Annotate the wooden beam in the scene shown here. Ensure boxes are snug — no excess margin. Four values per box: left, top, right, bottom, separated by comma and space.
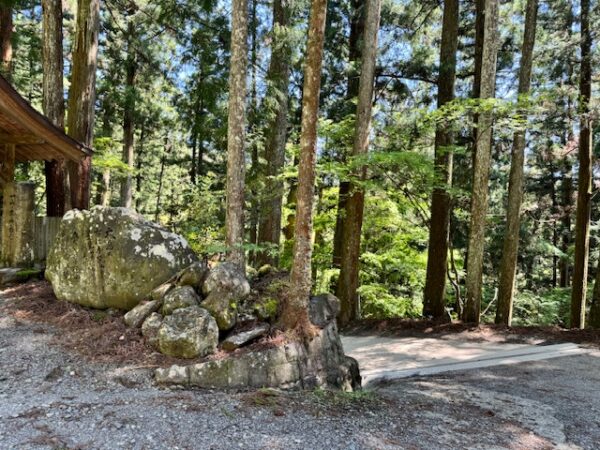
0, 143, 15, 187
0, 133, 45, 145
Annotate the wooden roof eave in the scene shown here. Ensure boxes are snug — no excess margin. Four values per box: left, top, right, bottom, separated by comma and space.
0, 75, 92, 163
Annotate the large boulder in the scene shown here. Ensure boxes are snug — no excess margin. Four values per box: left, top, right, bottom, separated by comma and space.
157, 306, 218, 358
46, 207, 198, 310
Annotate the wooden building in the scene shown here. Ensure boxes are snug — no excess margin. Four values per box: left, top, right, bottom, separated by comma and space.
0, 75, 91, 268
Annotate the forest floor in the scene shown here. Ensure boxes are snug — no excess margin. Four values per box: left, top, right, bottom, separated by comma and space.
1, 281, 600, 449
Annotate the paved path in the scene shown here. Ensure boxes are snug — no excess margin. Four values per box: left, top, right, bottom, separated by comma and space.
341, 335, 590, 385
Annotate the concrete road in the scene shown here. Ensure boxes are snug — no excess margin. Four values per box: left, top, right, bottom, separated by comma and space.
341, 335, 591, 385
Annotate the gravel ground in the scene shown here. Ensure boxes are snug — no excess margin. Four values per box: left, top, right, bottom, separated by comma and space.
2, 291, 600, 449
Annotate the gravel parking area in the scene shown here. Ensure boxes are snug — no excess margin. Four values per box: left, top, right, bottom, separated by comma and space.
2, 284, 599, 449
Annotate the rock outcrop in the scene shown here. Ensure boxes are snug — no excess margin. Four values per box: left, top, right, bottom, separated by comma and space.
46, 207, 198, 310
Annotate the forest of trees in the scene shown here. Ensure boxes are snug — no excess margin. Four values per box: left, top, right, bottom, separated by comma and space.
3, 0, 600, 330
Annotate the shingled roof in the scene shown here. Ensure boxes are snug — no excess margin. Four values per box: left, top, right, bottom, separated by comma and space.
0, 75, 91, 163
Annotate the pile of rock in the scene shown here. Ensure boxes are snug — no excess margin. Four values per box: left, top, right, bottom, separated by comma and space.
155, 293, 361, 391
124, 261, 271, 359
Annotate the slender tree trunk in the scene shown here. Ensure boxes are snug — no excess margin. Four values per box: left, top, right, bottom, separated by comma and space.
42, 0, 66, 217
495, 0, 538, 326
225, 0, 248, 271
66, 0, 99, 210
248, 0, 259, 263
572, 0, 592, 329
0, 6, 12, 81
256, 0, 291, 267
422, 0, 459, 319
335, 0, 381, 327
134, 122, 146, 211
155, 138, 171, 223
282, 0, 327, 332
463, 0, 499, 324
120, 22, 137, 209
332, 0, 365, 269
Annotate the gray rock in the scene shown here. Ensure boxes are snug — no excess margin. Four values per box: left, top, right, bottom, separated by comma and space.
161, 286, 200, 316
124, 300, 161, 328
174, 261, 209, 289
202, 288, 238, 331
0, 268, 21, 286
202, 262, 250, 298
150, 283, 174, 301
46, 207, 198, 310
141, 312, 163, 347
221, 323, 270, 351
157, 306, 218, 359
309, 293, 341, 328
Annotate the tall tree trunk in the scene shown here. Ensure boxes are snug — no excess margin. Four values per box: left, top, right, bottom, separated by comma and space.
0, 5, 12, 81
335, 0, 381, 327
42, 0, 66, 217
572, 0, 592, 329
256, 0, 291, 267
282, 0, 327, 332
422, 0, 459, 319
463, 0, 499, 324
332, 0, 365, 269
66, 0, 99, 210
248, 0, 259, 263
225, 0, 248, 271
495, 0, 538, 326
120, 22, 137, 209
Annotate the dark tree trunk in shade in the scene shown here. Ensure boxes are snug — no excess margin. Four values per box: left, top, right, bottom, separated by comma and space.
0, 6, 12, 80
225, 0, 249, 271
256, 0, 291, 267
120, 21, 137, 209
463, 0, 499, 324
495, 0, 538, 326
335, 0, 381, 327
66, 0, 100, 210
282, 0, 327, 332
573, 0, 593, 329
42, 0, 66, 217
422, 0, 459, 319
332, 0, 365, 269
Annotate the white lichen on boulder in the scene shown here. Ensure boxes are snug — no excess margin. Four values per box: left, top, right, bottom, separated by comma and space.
46, 206, 198, 310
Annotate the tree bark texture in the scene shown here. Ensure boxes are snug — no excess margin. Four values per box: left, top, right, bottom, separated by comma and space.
335, 0, 381, 327
422, 0, 459, 319
256, 0, 291, 267
463, 0, 499, 324
0, 6, 12, 81
42, 0, 66, 217
495, 0, 538, 326
572, 0, 592, 329
225, 0, 248, 271
66, 0, 99, 210
283, 0, 327, 331
332, 0, 365, 269
120, 21, 137, 209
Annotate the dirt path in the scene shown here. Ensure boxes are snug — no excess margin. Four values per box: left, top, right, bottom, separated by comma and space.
1, 286, 599, 449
